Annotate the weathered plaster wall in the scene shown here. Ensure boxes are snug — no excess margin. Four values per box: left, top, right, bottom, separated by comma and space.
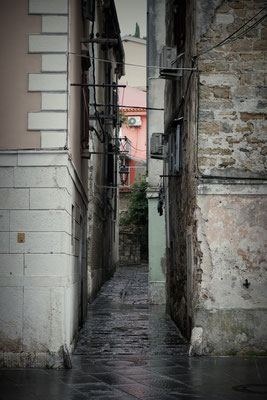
189, 0, 267, 354
164, 0, 267, 355
194, 187, 267, 354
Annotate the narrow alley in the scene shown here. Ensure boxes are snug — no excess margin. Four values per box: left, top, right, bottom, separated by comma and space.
75, 266, 187, 357
1, 265, 266, 400
0, 0, 267, 398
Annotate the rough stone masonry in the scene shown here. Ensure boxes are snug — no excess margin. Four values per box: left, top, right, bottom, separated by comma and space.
164, 0, 267, 356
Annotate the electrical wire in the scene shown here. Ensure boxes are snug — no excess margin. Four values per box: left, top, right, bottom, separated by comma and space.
193, 5, 267, 180
81, 86, 91, 151
128, 143, 146, 152
69, 5, 267, 70
68, 51, 196, 71
91, 103, 163, 111
195, 67, 267, 181
95, 183, 147, 190
224, 12, 267, 43
119, 135, 146, 152
196, 5, 267, 58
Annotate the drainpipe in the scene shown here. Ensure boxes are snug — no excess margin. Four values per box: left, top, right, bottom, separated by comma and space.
104, 47, 109, 220
146, 0, 150, 176
114, 74, 119, 220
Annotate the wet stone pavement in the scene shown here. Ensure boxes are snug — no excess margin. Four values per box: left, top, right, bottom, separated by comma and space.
76, 266, 187, 357
1, 266, 267, 400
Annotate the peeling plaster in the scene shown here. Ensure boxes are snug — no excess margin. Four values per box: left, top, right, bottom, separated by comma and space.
196, 200, 214, 285
0, 332, 23, 353
196, 195, 267, 311
194, 308, 267, 355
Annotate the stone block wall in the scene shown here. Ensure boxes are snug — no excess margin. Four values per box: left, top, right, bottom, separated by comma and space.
0, 152, 88, 368
190, 0, 267, 354
118, 193, 148, 267
197, 0, 267, 178
119, 193, 141, 266
119, 227, 141, 266
119, 191, 131, 220
164, 0, 267, 354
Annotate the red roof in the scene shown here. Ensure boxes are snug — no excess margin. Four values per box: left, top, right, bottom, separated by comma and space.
119, 86, 146, 111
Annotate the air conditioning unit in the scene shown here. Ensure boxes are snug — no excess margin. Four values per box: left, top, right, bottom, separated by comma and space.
150, 132, 167, 159
128, 116, 142, 127
159, 46, 183, 79
150, 133, 163, 155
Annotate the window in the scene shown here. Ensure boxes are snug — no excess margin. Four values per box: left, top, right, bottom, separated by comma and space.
168, 124, 182, 174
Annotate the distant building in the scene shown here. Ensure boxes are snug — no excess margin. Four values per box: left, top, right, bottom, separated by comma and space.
119, 86, 146, 188
118, 46, 147, 267
119, 36, 146, 90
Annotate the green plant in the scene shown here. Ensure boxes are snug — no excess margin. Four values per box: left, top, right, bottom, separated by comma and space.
122, 177, 148, 226
119, 110, 128, 126
134, 22, 140, 38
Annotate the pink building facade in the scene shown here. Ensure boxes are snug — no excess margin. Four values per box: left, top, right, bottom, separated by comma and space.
119, 86, 146, 187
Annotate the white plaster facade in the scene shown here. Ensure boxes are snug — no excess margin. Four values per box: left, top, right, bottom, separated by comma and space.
0, 152, 88, 368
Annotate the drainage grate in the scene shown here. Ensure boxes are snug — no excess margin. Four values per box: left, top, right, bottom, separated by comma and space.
232, 384, 267, 395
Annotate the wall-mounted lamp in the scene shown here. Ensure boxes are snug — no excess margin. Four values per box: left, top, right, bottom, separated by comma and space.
119, 165, 129, 186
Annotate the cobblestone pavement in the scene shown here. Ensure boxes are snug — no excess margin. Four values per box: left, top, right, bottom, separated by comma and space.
1, 265, 267, 400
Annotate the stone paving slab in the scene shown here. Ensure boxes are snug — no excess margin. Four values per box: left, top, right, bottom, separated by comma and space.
76, 266, 187, 357
0, 265, 267, 399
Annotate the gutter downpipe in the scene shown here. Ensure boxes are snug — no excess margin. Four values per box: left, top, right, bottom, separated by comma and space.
146, 0, 150, 176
